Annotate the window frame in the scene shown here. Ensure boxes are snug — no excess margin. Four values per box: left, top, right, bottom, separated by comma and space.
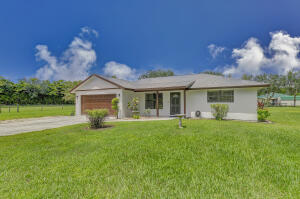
145, 93, 163, 109
207, 90, 234, 103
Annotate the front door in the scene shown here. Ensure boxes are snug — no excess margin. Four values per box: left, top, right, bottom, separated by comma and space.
170, 92, 181, 115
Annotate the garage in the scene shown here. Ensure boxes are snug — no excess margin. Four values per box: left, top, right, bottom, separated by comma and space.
81, 94, 116, 115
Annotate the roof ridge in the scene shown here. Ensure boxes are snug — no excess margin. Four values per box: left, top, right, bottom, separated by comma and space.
135, 73, 202, 81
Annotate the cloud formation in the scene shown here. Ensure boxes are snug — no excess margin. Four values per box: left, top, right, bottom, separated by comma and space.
103, 61, 137, 80
208, 44, 225, 58
35, 27, 97, 81
80, 26, 99, 38
223, 31, 300, 76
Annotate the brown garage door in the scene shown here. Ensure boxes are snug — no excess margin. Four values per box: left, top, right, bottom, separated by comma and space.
81, 94, 116, 115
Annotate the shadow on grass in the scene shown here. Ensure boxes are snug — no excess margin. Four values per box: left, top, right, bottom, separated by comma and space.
84, 125, 115, 131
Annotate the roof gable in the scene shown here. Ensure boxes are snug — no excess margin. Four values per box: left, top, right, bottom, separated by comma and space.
70, 74, 122, 93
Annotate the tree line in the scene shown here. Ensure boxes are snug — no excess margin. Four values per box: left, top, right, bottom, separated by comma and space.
0, 77, 80, 105
240, 71, 300, 97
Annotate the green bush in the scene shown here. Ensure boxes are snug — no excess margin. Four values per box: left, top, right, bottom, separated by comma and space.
111, 97, 119, 119
257, 109, 271, 121
210, 104, 229, 120
133, 114, 140, 119
87, 109, 109, 129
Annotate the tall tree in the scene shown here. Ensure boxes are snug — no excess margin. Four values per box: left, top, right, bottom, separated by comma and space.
0, 77, 15, 104
138, 69, 174, 79
285, 71, 300, 106
241, 74, 253, 80
63, 81, 81, 104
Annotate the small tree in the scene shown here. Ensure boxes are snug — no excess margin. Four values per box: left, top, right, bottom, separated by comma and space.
111, 97, 119, 119
257, 102, 271, 122
285, 70, 300, 107
128, 97, 140, 118
87, 109, 108, 129
210, 104, 229, 120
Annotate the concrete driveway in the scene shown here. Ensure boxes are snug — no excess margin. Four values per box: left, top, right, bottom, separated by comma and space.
0, 116, 88, 136
0, 116, 174, 136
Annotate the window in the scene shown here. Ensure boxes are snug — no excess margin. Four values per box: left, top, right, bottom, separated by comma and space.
207, 90, 234, 103
145, 93, 163, 109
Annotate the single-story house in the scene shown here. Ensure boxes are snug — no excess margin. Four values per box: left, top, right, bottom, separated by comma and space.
258, 93, 300, 106
70, 74, 269, 121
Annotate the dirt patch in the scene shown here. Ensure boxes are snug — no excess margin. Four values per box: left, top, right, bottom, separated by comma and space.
84, 125, 115, 131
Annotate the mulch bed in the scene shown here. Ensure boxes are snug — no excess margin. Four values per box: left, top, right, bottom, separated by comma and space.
84, 125, 115, 131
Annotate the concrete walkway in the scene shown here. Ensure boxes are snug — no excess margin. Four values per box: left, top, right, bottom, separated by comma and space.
0, 116, 174, 136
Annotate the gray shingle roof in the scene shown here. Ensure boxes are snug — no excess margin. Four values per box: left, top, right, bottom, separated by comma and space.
100, 74, 269, 90
105, 77, 136, 89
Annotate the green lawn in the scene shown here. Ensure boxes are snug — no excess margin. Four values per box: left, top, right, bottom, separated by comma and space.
0, 105, 75, 120
0, 107, 299, 198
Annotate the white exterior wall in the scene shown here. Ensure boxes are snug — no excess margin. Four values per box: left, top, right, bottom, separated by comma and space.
186, 88, 258, 121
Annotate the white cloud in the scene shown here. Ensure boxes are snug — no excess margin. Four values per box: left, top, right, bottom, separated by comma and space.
35, 28, 98, 81
223, 31, 300, 76
208, 44, 226, 58
103, 61, 137, 80
80, 26, 99, 37
223, 38, 266, 76
268, 31, 300, 74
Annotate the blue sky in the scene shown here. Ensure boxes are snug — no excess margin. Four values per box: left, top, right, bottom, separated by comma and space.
1, 0, 300, 81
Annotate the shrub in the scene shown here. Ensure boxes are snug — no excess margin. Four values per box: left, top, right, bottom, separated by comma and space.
257, 109, 271, 121
133, 114, 140, 119
87, 109, 109, 129
144, 109, 151, 117
111, 97, 119, 119
210, 104, 229, 120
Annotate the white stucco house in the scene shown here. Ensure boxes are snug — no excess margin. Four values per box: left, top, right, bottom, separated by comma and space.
70, 74, 269, 121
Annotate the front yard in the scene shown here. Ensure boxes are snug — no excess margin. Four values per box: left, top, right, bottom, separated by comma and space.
0, 107, 299, 198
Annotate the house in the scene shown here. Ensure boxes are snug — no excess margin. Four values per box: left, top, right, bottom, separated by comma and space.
70, 74, 269, 121
258, 93, 300, 106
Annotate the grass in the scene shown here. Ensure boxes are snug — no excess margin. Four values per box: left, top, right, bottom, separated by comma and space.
0, 107, 299, 198
0, 105, 75, 120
